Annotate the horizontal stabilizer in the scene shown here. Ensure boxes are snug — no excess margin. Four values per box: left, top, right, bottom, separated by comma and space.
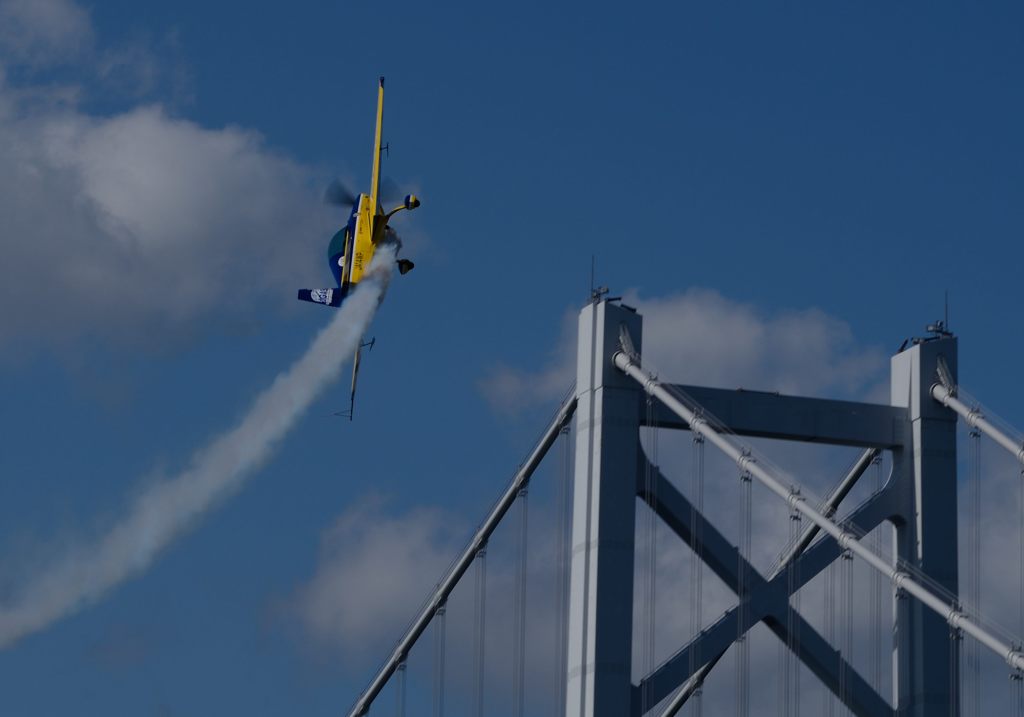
297, 288, 344, 307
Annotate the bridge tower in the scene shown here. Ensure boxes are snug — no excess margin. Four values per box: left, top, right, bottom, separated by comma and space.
566, 299, 960, 716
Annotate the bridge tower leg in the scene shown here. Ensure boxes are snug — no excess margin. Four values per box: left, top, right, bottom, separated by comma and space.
565, 300, 643, 717
890, 336, 960, 716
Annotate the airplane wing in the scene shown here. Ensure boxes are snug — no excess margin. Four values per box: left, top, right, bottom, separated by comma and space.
369, 77, 385, 216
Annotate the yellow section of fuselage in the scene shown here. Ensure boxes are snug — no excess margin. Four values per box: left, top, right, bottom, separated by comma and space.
348, 193, 377, 287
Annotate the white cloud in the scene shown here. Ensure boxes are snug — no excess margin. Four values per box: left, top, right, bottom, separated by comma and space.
0, 0, 332, 351
292, 496, 465, 655
290, 491, 585, 711
480, 289, 886, 414
0, 85, 328, 348
0, 0, 93, 66
631, 289, 885, 396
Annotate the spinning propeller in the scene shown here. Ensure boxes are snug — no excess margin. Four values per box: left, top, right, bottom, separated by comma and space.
324, 177, 406, 208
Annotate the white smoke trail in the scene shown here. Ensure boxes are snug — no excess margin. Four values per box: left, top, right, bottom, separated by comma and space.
0, 246, 397, 648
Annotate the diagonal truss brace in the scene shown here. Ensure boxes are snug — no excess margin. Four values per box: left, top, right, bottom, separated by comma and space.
632, 460, 895, 716
616, 341, 1024, 696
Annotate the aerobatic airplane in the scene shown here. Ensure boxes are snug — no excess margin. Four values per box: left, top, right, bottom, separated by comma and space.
298, 76, 419, 419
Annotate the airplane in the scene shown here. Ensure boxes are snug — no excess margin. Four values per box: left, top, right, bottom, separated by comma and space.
298, 76, 419, 420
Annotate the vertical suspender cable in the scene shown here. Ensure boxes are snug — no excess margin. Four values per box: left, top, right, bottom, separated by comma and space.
967, 428, 981, 717
554, 426, 570, 717
780, 517, 792, 717
838, 553, 846, 713
433, 602, 446, 717
736, 464, 752, 717
473, 547, 487, 717
951, 619, 961, 717
790, 512, 798, 717
787, 505, 802, 717
395, 660, 406, 717
642, 397, 659, 713
793, 505, 802, 717
870, 455, 883, 693
824, 562, 836, 717
512, 487, 528, 717
780, 508, 793, 717
641, 400, 652, 712
348, 394, 576, 717
841, 548, 853, 715
690, 431, 706, 716
1018, 466, 1024, 716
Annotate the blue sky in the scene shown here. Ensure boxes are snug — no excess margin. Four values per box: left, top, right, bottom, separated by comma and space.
1, 1, 1023, 715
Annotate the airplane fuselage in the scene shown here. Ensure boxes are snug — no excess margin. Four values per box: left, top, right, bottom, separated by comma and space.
326, 193, 389, 302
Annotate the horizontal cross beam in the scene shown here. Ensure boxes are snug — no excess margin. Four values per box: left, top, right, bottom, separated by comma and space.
643, 384, 907, 448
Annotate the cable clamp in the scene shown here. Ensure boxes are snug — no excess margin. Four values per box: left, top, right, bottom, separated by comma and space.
838, 531, 856, 552
1008, 648, 1024, 673
737, 450, 755, 476
966, 406, 984, 429
947, 606, 964, 631
786, 490, 804, 514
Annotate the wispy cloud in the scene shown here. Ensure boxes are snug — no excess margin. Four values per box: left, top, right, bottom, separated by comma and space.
292, 495, 465, 654
0, 96, 329, 349
480, 289, 886, 415
0, 0, 93, 67
0, 0, 328, 351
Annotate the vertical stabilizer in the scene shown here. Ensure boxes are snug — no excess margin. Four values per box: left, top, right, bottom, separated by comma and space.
369, 77, 385, 215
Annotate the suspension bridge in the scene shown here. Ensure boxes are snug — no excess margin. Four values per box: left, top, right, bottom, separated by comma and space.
343, 297, 1024, 716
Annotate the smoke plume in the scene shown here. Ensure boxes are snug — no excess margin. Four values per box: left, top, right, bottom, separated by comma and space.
0, 247, 396, 648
